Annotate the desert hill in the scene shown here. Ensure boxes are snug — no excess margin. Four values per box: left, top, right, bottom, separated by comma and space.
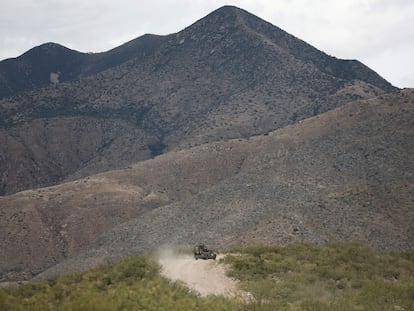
1, 89, 412, 281
0, 5, 397, 195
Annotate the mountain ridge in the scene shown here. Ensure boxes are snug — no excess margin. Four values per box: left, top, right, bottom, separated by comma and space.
187, 5, 395, 91
0, 34, 167, 99
0, 6, 398, 195
0, 5, 397, 102
1, 89, 413, 281
0, 6, 411, 282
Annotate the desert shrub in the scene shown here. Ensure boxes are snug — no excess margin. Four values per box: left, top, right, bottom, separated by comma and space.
1, 244, 413, 311
0, 254, 243, 311
224, 242, 414, 310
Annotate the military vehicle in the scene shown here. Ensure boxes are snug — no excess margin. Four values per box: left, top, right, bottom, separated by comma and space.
194, 243, 217, 260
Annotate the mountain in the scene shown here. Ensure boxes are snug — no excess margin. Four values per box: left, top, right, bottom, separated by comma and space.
0, 34, 166, 99
1, 89, 412, 281
0, 6, 397, 196
1, 5, 410, 282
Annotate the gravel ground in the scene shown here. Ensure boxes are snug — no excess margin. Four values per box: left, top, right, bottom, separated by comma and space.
157, 251, 240, 297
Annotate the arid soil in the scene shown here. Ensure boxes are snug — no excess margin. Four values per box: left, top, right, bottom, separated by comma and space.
2, 90, 413, 282
158, 251, 240, 297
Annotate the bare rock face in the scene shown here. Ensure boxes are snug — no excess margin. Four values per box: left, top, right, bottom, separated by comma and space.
0, 6, 396, 195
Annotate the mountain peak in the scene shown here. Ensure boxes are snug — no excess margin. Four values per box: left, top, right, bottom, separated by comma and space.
175, 6, 395, 92
39, 42, 69, 50
183, 5, 248, 32
210, 5, 243, 14
20, 42, 82, 60
204, 5, 271, 26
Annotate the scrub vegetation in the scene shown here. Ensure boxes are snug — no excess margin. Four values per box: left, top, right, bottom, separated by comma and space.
224, 242, 414, 310
1, 243, 413, 310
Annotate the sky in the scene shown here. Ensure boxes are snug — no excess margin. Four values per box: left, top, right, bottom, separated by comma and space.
1, 0, 413, 88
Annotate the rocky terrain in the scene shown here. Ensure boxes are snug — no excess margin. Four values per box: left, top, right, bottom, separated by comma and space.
0, 5, 412, 283
0, 6, 396, 195
0, 34, 166, 99
1, 89, 412, 281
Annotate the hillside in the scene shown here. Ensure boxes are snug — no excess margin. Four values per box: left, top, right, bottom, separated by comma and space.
1, 89, 412, 281
1, 244, 413, 311
0, 34, 166, 99
0, 5, 397, 195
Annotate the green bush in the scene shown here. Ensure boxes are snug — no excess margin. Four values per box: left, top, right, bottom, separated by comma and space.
0, 254, 243, 311
223, 242, 414, 310
0, 243, 413, 311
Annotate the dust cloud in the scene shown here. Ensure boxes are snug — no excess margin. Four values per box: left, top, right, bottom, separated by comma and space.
156, 247, 241, 297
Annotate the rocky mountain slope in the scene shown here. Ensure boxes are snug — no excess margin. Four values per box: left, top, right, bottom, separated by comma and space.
0, 5, 397, 195
0, 34, 166, 99
1, 89, 412, 281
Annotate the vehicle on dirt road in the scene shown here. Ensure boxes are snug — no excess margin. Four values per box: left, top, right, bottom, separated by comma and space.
194, 244, 217, 260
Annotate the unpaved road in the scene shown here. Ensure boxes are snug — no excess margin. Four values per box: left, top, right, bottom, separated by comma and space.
158, 253, 240, 297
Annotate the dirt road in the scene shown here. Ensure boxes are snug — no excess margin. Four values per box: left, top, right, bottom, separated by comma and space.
158, 251, 240, 297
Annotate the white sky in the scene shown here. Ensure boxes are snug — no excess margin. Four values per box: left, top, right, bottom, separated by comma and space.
1, 0, 413, 88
